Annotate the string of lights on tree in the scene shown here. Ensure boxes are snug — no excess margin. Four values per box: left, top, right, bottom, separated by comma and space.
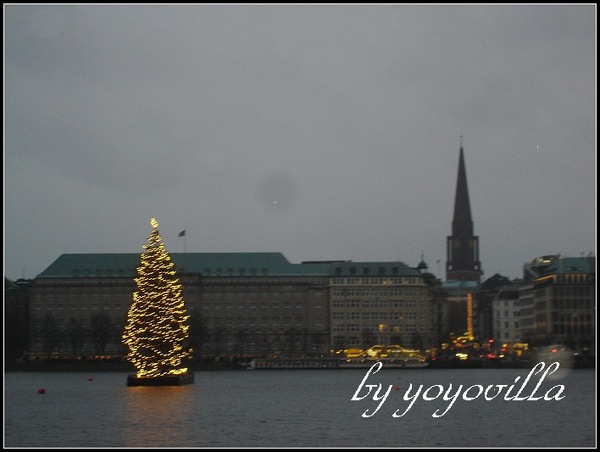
122, 218, 192, 378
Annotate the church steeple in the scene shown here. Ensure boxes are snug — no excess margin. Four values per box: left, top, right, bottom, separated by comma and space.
452, 141, 473, 237
446, 138, 481, 282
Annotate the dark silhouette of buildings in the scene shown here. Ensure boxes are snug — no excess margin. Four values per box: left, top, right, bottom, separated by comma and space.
4, 278, 30, 363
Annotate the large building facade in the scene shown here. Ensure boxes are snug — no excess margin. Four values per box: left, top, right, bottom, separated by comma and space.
26, 253, 331, 358
492, 282, 522, 343
190, 258, 330, 357
328, 261, 444, 351
523, 255, 595, 354
25, 252, 448, 359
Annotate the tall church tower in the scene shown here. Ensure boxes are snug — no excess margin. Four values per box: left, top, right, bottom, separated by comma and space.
446, 138, 481, 283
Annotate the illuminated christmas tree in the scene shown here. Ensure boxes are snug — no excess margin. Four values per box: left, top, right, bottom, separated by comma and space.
123, 218, 193, 385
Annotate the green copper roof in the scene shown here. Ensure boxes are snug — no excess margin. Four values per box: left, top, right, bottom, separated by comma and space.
443, 280, 479, 290
328, 261, 419, 277
37, 254, 140, 278
525, 255, 595, 279
549, 257, 595, 275
36, 252, 330, 279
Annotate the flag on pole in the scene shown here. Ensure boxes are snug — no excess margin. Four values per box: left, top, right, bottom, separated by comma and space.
178, 230, 186, 237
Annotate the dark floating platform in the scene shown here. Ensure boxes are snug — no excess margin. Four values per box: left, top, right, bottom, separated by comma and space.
127, 372, 194, 386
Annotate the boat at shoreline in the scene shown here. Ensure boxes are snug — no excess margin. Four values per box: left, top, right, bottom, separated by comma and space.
246, 357, 429, 370
246, 344, 431, 370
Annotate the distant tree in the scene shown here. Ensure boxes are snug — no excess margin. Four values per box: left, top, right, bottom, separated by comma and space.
310, 332, 326, 355
259, 330, 271, 354
361, 328, 376, 348
301, 328, 309, 353
272, 329, 284, 353
65, 317, 86, 357
4, 281, 29, 362
390, 335, 404, 346
188, 312, 209, 357
411, 333, 424, 350
90, 311, 112, 356
212, 324, 224, 355
41, 312, 61, 358
236, 327, 247, 355
284, 328, 296, 353
333, 335, 346, 351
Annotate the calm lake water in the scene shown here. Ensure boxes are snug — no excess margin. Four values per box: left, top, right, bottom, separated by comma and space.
4, 365, 597, 448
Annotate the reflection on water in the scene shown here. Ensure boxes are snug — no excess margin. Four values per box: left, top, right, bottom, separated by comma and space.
531, 345, 576, 380
122, 386, 195, 447
4, 369, 597, 448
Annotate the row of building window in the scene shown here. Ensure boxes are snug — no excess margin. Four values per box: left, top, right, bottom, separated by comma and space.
552, 286, 593, 296
209, 324, 325, 332
200, 340, 310, 350
34, 306, 123, 313
200, 268, 269, 276
202, 303, 315, 311
209, 316, 311, 325
551, 324, 594, 334
332, 324, 421, 333
332, 300, 419, 309
332, 312, 420, 320
336, 337, 413, 347
37, 288, 328, 299
211, 322, 305, 329
551, 299, 594, 309
556, 274, 594, 284
203, 291, 304, 298
331, 288, 421, 297
39, 294, 129, 302
551, 313, 593, 322
496, 321, 520, 329
71, 269, 135, 276
331, 277, 420, 285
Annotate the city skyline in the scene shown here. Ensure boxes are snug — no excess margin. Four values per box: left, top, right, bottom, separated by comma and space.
4, 4, 596, 282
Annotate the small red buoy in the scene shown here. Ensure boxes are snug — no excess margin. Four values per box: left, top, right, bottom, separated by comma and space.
394, 386, 401, 391
87, 377, 94, 381
37, 388, 46, 394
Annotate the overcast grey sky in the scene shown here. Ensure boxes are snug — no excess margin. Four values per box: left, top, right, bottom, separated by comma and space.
4, 4, 596, 282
